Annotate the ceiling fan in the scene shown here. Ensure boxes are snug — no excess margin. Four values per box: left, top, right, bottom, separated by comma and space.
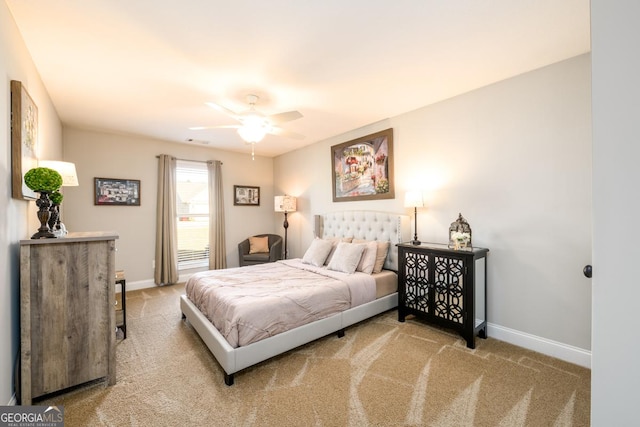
191, 94, 304, 158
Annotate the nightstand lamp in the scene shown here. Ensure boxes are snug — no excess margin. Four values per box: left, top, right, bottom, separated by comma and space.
404, 190, 424, 245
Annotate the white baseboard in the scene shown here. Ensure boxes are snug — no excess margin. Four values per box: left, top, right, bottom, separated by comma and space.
125, 278, 155, 292
122, 278, 592, 369
124, 272, 197, 292
487, 322, 591, 369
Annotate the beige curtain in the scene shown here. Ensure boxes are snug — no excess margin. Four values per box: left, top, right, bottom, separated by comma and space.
154, 154, 179, 285
207, 160, 226, 269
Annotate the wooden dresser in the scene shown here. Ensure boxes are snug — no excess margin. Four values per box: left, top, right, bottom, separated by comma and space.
20, 231, 119, 404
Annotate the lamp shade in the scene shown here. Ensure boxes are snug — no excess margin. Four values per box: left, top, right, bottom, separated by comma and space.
274, 195, 297, 212
38, 160, 79, 186
404, 190, 424, 208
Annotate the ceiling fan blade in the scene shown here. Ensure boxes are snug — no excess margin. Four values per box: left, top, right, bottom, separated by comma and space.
189, 124, 241, 130
205, 102, 242, 121
268, 110, 303, 125
269, 127, 305, 140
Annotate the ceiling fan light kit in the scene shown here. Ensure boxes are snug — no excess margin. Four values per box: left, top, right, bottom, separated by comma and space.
237, 122, 268, 143
237, 111, 272, 143
194, 94, 304, 158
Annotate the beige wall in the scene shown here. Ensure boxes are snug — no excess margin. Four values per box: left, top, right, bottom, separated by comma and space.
275, 54, 593, 362
1, 2, 63, 404
62, 127, 275, 286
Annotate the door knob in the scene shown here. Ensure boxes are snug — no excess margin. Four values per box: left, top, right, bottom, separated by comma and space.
583, 265, 592, 278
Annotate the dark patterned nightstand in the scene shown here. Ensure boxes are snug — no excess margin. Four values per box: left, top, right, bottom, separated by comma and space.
397, 242, 489, 349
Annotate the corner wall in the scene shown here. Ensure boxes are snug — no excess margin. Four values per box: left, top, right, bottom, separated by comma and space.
1, 2, 63, 404
62, 127, 276, 285
274, 54, 592, 363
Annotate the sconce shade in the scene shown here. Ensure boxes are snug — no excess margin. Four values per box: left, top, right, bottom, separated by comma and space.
404, 190, 424, 208
38, 160, 79, 186
274, 195, 297, 212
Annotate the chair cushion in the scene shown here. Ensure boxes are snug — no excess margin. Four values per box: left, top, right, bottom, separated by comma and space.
243, 253, 270, 263
249, 236, 269, 254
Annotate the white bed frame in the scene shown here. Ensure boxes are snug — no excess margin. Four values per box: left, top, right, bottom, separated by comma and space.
180, 211, 410, 385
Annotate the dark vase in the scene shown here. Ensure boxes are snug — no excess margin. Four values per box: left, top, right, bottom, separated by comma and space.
31, 192, 56, 239
48, 205, 60, 232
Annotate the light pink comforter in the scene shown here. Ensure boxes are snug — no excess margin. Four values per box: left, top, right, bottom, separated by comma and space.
185, 259, 376, 348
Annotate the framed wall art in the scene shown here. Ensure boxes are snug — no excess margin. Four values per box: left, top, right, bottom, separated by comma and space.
234, 185, 260, 206
11, 80, 39, 200
95, 178, 141, 206
331, 128, 395, 202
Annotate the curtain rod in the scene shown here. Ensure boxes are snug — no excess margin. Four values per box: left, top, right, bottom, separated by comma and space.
155, 155, 222, 165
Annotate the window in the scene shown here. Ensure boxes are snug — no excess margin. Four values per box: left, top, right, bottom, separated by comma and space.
176, 160, 209, 269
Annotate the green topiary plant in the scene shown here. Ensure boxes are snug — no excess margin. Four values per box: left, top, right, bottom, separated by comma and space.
50, 190, 64, 205
25, 167, 62, 239
24, 167, 63, 193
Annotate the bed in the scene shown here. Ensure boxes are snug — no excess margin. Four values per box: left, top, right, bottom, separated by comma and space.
180, 210, 410, 385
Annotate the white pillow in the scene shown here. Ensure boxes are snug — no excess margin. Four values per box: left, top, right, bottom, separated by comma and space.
356, 241, 378, 274
372, 241, 390, 274
302, 238, 334, 267
327, 242, 365, 274
324, 237, 354, 265
354, 239, 390, 274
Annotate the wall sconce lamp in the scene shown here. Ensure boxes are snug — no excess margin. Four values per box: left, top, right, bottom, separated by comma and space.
404, 190, 424, 245
274, 195, 297, 258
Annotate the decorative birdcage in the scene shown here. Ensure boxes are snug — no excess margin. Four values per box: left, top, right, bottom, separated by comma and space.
448, 213, 472, 249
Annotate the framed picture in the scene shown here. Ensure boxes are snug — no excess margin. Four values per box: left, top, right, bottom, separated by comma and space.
331, 128, 395, 202
95, 178, 141, 206
11, 80, 39, 200
234, 185, 260, 206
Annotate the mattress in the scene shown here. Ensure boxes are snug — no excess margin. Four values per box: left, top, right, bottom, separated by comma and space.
185, 259, 397, 348
371, 270, 398, 298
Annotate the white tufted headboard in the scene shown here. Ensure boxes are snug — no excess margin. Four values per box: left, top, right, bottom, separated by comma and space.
314, 211, 410, 272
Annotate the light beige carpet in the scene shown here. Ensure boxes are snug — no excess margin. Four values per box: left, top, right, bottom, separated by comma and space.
37, 283, 590, 426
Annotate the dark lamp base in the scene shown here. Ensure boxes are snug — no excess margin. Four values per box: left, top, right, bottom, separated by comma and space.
411, 240, 421, 245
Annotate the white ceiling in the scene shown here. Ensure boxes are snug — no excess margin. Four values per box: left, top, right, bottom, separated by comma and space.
6, 0, 591, 158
